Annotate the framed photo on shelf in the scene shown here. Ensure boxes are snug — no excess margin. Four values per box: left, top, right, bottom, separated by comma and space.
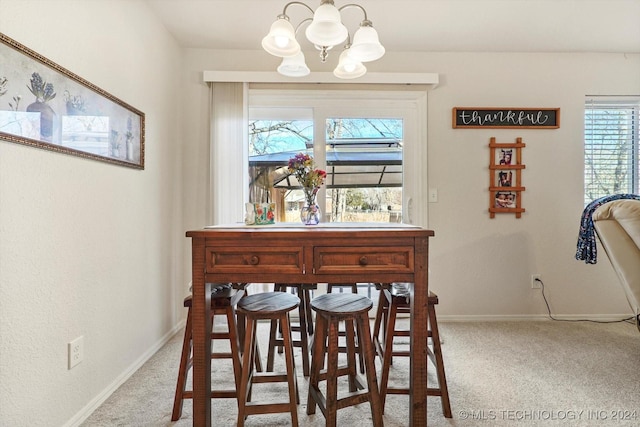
0, 32, 145, 169
496, 148, 514, 166
496, 170, 515, 187
494, 191, 517, 209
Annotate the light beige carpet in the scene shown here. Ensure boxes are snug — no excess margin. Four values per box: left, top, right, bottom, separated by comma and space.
81, 319, 640, 426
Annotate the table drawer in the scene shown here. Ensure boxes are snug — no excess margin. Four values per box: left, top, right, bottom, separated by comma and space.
313, 246, 414, 275
206, 246, 304, 274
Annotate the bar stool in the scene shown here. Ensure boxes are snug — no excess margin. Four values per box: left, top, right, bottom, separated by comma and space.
267, 283, 315, 376
326, 283, 365, 373
171, 284, 243, 421
233, 283, 263, 373
327, 283, 358, 293
236, 292, 300, 427
373, 283, 452, 418
307, 293, 383, 427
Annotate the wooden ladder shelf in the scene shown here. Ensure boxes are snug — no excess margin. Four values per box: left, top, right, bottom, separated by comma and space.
489, 137, 526, 218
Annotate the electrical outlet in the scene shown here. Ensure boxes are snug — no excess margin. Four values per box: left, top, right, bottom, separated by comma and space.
68, 336, 84, 369
531, 274, 542, 289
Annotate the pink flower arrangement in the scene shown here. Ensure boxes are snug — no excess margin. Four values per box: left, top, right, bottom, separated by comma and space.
287, 153, 327, 204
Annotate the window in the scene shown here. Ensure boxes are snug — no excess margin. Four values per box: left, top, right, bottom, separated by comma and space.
584, 97, 640, 204
247, 89, 427, 226
248, 115, 403, 223
324, 118, 403, 223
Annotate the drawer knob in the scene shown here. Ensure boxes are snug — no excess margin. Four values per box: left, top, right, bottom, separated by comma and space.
249, 255, 260, 265
359, 256, 368, 266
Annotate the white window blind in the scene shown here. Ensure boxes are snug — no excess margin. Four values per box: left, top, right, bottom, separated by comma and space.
584, 96, 640, 204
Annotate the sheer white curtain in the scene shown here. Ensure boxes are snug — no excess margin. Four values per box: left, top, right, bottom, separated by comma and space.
208, 82, 248, 225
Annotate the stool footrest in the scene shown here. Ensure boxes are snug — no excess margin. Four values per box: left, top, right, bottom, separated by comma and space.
211, 390, 239, 399
211, 353, 235, 359
336, 390, 377, 410
427, 388, 445, 396
244, 402, 296, 415
386, 388, 410, 395
251, 372, 291, 383
309, 387, 375, 413
386, 385, 446, 396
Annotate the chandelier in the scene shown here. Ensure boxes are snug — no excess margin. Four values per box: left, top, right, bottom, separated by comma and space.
261, 0, 385, 79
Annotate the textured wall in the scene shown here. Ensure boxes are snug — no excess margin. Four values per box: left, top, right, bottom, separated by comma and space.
0, 1, 184, 425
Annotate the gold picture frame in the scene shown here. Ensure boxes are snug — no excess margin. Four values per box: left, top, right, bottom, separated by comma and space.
0, 32, 145, 169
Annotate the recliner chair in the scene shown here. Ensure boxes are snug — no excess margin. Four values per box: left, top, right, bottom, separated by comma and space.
592, 199, 640, 331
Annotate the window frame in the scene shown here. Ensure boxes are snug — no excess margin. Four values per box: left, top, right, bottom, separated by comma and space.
584, 96, 640, 204
247, 88, 429, 226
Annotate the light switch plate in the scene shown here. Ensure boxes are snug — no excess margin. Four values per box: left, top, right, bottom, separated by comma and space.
429, 188, 438, 203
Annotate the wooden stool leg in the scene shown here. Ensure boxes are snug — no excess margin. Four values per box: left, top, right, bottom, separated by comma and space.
267, 285, 311, 377
171, 307, 193, 421
344, 318, 358, 392
325, 317, 340, 427
236, 317, 256, 427
379, 298, 399, 412
304, 288, 314, 335
307, 313, 327, 415
355, 324, 366, 374
266, 318, 279, 372
237, 291, 262, 373
297, 292, 311, 377
280, 312, 300, 426
225, 306, 243, 398
372, 291, 386, 346
357, 312, 384, 427
429, 302, 452, 418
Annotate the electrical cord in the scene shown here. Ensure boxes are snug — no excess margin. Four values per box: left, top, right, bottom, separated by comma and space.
537, 278, 636, 325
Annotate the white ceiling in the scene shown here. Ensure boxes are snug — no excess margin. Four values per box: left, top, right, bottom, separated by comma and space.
146, 0, 640, 54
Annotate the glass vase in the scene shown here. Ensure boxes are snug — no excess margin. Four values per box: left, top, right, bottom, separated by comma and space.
26, 101, 55, 141
300, 201, 321, 225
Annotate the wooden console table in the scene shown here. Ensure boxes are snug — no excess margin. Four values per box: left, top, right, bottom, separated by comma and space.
186, 223, 435, 426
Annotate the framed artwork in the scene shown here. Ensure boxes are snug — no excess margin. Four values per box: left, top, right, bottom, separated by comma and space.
0, 32, 145, 169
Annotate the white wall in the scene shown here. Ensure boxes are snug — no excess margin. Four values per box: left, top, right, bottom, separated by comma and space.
0, 1, 183, 426
0, 1, 638, 425
181, 48, 640, 320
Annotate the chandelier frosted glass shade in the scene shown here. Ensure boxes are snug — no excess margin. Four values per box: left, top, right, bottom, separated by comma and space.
304, 3, 348, 47
349, 24, 385, 62
333, 49, 366, 79
261, 18, 301, 57
277, 52, 311, 77
262, 1, 385, 79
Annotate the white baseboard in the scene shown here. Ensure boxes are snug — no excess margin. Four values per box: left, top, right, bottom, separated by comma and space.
437, 313, 634, 322
63, 321, 186, 427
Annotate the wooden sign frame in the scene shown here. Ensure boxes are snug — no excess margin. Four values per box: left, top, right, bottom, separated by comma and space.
453, 107, 560, 129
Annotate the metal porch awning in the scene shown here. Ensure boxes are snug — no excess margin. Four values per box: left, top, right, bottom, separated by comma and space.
249, 139, 403, 190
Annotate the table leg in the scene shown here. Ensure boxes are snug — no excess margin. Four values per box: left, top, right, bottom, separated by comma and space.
410, 237, 429, 426
191, 238, 212, 427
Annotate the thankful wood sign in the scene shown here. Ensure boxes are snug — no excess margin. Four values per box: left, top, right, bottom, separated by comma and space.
452, 107, 560, 129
